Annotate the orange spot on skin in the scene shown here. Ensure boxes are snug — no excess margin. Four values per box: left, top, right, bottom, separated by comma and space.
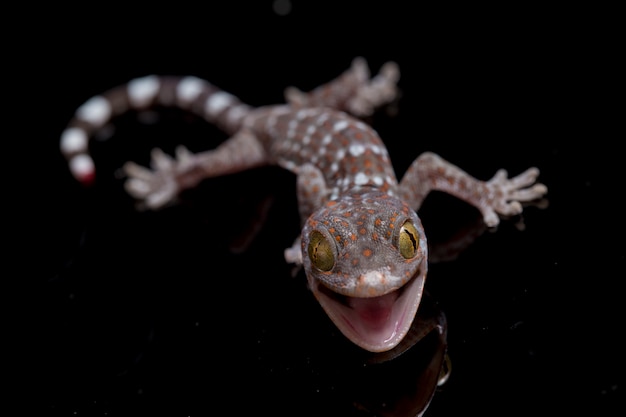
363, 248, 372, 257
328, 227, 335, 234
372, 232, 378, 240
350, 234, 357, 241
359, 228, 366, 235
326, 201, 337, 207
375, 218, 382, 227
335, 235, 342, 242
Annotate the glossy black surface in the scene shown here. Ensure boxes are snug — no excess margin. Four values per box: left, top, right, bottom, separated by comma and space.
19, 2, 622, 416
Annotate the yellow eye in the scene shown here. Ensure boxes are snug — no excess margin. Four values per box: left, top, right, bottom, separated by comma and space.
308, 231, 335, 271
399, 221, 419, 259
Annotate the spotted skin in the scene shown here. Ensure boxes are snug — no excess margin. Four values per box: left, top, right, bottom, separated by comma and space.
60, 57, 548, 353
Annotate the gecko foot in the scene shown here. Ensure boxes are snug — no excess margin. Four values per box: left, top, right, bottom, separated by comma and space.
347, 58, 401, 117
481, 167, 548, 227
123, 145, 193, 210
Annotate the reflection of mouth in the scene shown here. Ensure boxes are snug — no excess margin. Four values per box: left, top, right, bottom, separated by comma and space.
310, 261, 426, 352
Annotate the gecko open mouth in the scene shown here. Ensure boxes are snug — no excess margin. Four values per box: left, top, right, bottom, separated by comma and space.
309, 261, 427, 352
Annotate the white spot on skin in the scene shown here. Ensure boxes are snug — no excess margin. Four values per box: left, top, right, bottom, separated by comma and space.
333, 120, 349, 132
60, 128, 88, 155
205, 92, 235, 117
76, 96, 111, 127
296, 109, 309, 120
354, 121, 369, 131
373, 176, 384, 186
287, 119, 298, 140
316, 113, 330, 126
322, 134, 332, 145
349, 144, 365, 156
355, 269, 402, 295
176, 76, 205, 103
354, 173, 370, 185
280, 159, 297, 171
69, 154, 94, 181
330, 162, 339, 172
225, 105, 249, 125
128, 76, 160, 107
336, 149, 345, 160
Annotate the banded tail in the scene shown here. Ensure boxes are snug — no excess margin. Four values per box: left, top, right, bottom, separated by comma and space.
59, 75, 253, 185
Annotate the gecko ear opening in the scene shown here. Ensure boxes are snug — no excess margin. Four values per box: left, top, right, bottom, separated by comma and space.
307, 230, 336, 272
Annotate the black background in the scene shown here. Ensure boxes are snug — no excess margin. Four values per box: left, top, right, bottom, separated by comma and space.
14, 1, 623, 416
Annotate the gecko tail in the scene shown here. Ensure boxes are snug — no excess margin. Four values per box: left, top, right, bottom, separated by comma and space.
59, 75, 253, 184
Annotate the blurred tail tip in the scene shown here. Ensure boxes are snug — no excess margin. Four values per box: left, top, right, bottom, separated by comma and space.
69, 154, 96, 186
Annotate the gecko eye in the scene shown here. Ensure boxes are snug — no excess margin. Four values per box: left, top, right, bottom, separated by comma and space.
399, 220, 419, 259
308, 230, 335, 271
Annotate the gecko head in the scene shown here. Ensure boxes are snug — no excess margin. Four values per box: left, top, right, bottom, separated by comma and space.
301, 190, 428, 352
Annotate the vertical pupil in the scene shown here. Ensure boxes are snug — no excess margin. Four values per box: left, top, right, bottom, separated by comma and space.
403, 228, 417, 249
400, 221, 419, 259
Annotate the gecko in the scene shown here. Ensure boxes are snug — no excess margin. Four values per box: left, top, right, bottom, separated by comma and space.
60, 57, 547, 353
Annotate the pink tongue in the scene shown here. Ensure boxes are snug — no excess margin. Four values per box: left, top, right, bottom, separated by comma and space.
347, 291, 398, 330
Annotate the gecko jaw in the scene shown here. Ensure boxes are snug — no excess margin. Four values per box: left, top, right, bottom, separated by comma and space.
309, 260, 427, 352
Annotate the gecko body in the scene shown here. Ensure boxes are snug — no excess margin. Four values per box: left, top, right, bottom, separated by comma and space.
60, 58, 547, 353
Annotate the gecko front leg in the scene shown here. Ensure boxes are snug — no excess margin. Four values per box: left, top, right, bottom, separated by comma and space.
124, 129, 267, 210
398, 152, 548, 227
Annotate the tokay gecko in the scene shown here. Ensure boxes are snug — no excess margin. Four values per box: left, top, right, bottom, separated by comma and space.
60, 58, 548, 352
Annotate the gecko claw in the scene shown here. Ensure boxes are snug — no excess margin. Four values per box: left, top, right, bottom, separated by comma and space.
175, 145, 194, 169
150, 147, 174, 170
